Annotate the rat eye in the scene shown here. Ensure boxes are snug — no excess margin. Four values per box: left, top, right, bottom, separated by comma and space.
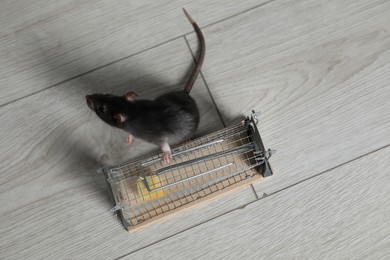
99, 105, 107, 114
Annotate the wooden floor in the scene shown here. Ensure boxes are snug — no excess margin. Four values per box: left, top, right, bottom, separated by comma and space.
1, 0, 389, 259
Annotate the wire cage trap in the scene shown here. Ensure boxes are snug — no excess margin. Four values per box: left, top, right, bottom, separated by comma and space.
100, 111, 274, 231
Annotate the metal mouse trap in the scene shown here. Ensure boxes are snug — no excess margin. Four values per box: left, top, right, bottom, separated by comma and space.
99, 111, 274, 231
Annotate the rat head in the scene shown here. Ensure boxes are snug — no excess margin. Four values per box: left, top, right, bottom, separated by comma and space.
85, 92, 138, 128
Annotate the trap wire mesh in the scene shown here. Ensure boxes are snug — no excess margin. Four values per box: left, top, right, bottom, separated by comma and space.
101, 112, 273, 230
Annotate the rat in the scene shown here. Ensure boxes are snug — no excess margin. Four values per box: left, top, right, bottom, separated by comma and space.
86, 8, 205, 163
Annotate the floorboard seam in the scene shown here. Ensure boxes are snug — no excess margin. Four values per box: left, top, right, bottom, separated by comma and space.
115, 143, 390, 259
0, 35, 183, 108
193, 0, 275, 32
265, 144, 390, 198
113, 198, 260, 260
1, 0, 277, 109
183, 35, 226, 127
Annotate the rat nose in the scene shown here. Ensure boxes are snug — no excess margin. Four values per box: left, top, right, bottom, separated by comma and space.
85, 95, 95, 110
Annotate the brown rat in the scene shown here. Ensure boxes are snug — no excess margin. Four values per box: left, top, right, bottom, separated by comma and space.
86, 9, 205, 163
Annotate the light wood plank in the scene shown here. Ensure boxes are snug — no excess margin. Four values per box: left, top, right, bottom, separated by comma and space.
125, 146, 390, 259
0, 0, 270, 106
0, 38, 259, 259
187, 0, 390, 196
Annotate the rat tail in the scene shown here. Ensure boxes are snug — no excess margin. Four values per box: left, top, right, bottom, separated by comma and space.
183, 8, 206, 94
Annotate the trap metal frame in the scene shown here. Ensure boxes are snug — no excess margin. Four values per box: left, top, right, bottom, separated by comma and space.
99, 111, 274, 231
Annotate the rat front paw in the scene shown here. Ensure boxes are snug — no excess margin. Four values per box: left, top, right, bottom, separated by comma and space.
127, 135, 134, 144
162, 152, 172, 164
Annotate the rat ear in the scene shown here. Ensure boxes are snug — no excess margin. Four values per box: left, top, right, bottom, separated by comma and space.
114, 114, 127, 126
123, 91, 138, 102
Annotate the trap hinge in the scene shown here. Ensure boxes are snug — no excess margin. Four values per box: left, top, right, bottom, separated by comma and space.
251, 110, 261, 125
111, 203, 123, 212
